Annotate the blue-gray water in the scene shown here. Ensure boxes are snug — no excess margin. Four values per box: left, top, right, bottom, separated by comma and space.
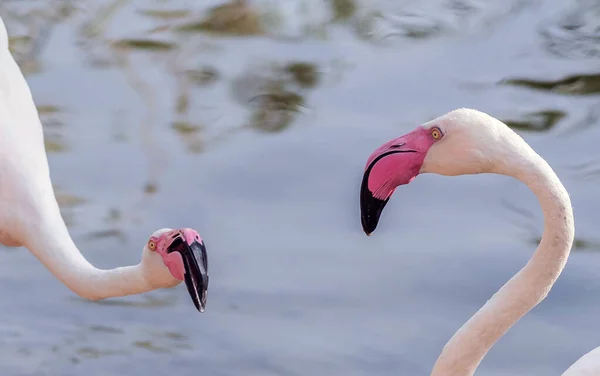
0, 0, 599, 375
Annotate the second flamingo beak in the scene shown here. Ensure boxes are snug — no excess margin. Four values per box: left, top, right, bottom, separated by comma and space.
167, 235, 209, 312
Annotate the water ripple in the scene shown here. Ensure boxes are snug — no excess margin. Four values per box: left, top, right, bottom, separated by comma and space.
539, 0, 600, 59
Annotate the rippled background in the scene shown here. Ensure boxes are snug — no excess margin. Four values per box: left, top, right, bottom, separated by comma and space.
0, 0, 599, 375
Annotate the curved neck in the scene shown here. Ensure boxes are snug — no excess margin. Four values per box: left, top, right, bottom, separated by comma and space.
430, 149, 575, 376
22, 199, 153, 301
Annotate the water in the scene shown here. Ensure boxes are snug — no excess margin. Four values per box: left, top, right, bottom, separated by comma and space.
0, 0, 599, 374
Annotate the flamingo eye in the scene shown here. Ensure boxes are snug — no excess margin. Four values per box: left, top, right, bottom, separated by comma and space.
148, 240, 156, 251
430, 127, 443, 140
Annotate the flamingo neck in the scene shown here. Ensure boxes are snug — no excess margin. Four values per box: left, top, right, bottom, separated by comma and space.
23, 199, 153, 301
430, 146, 575, 376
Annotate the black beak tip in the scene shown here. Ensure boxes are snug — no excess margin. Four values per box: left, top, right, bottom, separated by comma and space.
360, 187, 386, 236
360, 189, 388, 236
360, 167, 388, 236
190, 289, 207, 313
361, 216, 379, 236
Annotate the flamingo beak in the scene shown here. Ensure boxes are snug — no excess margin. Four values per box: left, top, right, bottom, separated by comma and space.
360, 129, 431, 235
360, 150, 411, 235
167, 235, 209, 312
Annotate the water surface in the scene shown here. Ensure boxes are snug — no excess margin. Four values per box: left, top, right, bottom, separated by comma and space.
1, 0, 599, 375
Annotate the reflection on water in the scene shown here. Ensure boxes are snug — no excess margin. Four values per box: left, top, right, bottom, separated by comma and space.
176, 0, 264, 36
111, 38, 176, 51
502, 73, 600, 95
233, 61, 318, 133
1, 0, 600, 375
89, 325, 124, 334
38, 103, 69, 153
502, 109, 566, 132
75, 346, 122, 360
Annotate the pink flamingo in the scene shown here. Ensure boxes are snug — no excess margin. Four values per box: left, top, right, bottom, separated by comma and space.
360, 108, 598, 375
0, 18, 208, 311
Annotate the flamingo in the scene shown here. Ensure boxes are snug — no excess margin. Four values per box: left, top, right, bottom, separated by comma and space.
0, 18, 208, 311
359, 108, 597, 375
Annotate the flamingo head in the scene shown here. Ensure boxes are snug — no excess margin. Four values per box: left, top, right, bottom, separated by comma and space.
360, 108, 513, 235
142, 228, 209, 312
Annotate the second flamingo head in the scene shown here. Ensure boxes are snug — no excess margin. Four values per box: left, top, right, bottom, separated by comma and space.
142, 228, 209, 312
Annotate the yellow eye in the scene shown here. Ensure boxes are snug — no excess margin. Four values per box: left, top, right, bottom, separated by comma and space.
148, 241, 156, 251
430, 127, 442, 140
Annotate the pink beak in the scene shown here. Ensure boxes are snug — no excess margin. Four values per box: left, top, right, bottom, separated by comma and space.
359, 128, 433, 235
